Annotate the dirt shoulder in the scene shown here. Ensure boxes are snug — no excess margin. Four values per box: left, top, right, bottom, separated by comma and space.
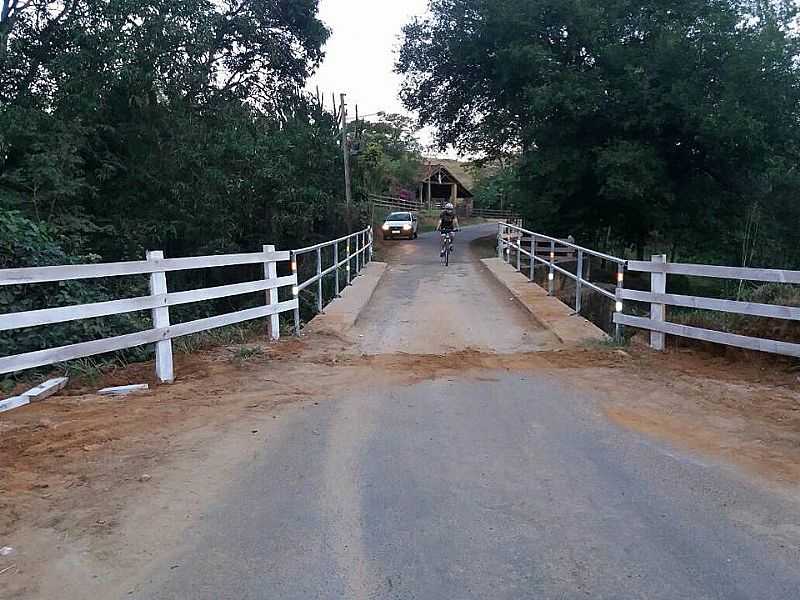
2, 331, 800, 597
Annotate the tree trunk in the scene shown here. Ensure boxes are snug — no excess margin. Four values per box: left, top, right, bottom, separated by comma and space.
0, 0, 11, 65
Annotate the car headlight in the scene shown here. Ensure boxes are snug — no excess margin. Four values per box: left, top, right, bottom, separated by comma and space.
382, 223, 390, 230
402, 224, 412, 230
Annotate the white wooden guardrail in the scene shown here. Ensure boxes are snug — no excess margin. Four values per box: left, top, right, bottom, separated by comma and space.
615, 255, 800, 357
291, 226, 373, 331
0, 246, 298, 381
498, 222, 627, 338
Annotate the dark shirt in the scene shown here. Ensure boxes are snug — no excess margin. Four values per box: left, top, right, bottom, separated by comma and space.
439, 209, 456, 231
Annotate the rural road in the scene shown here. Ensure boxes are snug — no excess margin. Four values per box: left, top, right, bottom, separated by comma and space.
354, 224, 560, 354
131, 225, 800, 599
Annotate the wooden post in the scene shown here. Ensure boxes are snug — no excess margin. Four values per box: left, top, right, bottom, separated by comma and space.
291, 251, 300, 336
146, 251, 174, 383
341, 93, 353, 232
451, 182, 457, 206
650, 254, 667, 350
548, 240, 555, 296
576, 250, 584, 314
497, 224, 503, 259
316, 247, 323, 313
427, 179, 432, 211
263, 245, 280, 341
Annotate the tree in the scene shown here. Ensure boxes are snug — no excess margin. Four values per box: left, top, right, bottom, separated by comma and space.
397, 0, 800, 263
0, 0, 359, 357
350, 114, 423, 197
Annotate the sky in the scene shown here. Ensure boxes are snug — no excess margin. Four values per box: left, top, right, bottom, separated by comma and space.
307, 0, 451, 156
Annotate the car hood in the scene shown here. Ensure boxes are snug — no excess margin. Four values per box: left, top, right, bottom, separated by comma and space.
384, 221, 413, 226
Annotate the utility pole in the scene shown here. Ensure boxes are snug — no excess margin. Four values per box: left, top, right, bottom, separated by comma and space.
340, 93, 353, 231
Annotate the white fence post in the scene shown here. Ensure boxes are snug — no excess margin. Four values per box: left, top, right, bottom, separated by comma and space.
263, 244, 280, 341
334, 242, 340, 297
650, 254, 667, 351
548, 240, 556, 296
529, 236, 535, 281
146, 250, 174, 383
316, 247, 323, 313
356, 231, 362, 273
497, 224, 503, 259
614, 262, 625, 341
346, 238, 352, 284
291, 251, 300, 336
576, 250, 584, 313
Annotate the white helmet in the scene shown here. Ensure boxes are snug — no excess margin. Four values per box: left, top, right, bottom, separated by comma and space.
445, 202, 454, 210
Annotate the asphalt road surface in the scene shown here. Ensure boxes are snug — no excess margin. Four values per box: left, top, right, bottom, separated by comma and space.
132, 226, 800, 599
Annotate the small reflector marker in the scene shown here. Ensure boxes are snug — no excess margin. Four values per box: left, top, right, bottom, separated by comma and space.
616, 301, 623, 312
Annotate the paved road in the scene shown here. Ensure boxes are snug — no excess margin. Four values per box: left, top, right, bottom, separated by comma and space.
133, 227, 800, 599
354, 224, 559, 354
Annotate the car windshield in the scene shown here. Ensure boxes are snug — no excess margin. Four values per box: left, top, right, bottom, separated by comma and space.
387, 213, 411, 222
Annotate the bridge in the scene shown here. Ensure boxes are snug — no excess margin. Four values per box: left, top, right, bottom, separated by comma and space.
2, 224, 800, 598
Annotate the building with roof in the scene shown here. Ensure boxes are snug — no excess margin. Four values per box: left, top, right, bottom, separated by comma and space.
416, 160, 474, 215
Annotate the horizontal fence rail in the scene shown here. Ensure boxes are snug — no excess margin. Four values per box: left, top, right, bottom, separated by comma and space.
290, 226, 373, 333
615, 255, 800, 358
369, 195, 425, 213
0, 247, 298, 381
472, 207, 522, 220
497, 223, 626, 336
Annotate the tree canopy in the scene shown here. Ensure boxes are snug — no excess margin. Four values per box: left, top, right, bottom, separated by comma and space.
350, 113, 423, 198
0, 0, 368, 359
397, 0, 800, 264
1, 1, 342, 258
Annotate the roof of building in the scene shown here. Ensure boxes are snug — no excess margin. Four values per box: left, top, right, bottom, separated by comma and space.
419, 160, 475, 198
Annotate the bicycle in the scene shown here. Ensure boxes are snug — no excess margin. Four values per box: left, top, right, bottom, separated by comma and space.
440, 230, 457, 266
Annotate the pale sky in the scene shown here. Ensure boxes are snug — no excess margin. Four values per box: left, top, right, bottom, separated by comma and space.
308, 0, 452, 156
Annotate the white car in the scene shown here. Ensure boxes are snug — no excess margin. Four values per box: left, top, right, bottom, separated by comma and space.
381, 211, 418, 240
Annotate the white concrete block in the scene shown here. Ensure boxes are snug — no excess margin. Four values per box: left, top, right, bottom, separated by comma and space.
98, 384, 150, 396
0, 396, 30, 413
22, 377, 69, 402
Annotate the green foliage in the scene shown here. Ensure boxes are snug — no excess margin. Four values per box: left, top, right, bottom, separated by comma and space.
0, 210, 149, 358
398, 0, 800, 265
350, 114, 423, 197
0, 0, 389, 370
471, 163, 521, 212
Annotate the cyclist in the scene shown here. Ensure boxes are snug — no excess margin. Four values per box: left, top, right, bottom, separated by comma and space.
436, 202, 460, 257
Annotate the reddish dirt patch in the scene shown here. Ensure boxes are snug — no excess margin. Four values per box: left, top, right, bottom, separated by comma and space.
567, 342, 800, 485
